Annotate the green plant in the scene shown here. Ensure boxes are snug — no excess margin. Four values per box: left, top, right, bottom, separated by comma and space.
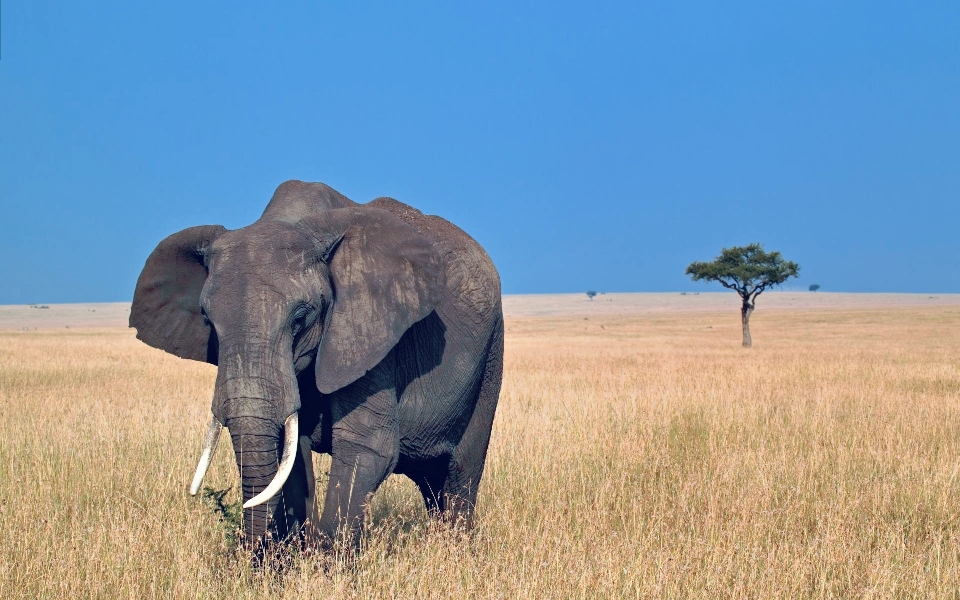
200, 486, 244, 551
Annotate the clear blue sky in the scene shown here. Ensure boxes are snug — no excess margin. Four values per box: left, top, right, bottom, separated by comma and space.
1, 1, 958, 303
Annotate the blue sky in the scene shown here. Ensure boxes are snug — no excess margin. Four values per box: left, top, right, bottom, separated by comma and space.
1, 1, 958, 303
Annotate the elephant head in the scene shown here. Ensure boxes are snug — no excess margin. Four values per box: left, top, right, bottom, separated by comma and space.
130, 181, 444, 546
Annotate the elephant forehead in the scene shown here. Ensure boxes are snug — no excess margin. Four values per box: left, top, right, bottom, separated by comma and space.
211, 224, 317, 268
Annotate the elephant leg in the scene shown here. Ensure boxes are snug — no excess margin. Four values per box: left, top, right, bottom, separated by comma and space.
442, 317, 504, 527
287, 436, 319, 540
247, 432, 317, 568
317, 380, 399, 548
269, 434, 317, 542
406, 458, 450, 514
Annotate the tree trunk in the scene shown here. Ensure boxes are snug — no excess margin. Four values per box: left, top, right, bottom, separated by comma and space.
741, 300, 754, 347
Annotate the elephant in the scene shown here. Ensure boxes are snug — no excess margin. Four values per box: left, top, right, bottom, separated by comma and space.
130, 180, 503, 555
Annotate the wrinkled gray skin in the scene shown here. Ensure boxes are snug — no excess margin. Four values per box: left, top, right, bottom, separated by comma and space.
130, 181, 503, 555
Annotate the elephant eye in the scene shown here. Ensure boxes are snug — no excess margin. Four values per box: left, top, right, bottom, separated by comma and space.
290, 303, 313, 338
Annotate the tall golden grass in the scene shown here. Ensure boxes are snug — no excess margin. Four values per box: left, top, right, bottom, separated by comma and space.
2, 304, 959, 598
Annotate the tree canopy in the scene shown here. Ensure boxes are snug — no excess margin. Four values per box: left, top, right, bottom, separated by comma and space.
685, 244, 799, 301
686, 244, 800, 346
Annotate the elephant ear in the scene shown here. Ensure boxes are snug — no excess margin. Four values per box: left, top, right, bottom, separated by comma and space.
130, 225, 227, 364
298, 208, 445, 394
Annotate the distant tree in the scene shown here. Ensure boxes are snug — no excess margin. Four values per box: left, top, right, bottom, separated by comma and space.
586, 290, 597, 300
685, 244, 800, 347
809, 284, 820, 292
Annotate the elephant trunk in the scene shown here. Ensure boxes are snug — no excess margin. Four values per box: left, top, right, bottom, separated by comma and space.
242, 412, 298, 510
226, 414, 290, 543
214, 339, 302, 544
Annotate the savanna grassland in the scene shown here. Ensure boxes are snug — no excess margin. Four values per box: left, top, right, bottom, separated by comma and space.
2, 295, 960, 598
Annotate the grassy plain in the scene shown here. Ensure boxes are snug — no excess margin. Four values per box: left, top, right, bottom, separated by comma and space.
1, 295, 960, 598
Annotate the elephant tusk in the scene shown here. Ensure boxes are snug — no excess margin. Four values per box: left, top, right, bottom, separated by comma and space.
189, 418, 224, 496
242, 412, 299, 510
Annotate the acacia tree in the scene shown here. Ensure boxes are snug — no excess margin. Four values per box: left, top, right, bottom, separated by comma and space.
685, 244, 799, 347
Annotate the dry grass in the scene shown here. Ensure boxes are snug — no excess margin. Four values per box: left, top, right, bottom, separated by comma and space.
2, 303, 960, 598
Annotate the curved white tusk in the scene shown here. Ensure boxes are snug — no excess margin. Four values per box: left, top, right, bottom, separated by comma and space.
190, 418, 224, 496
242, 412, 299, 510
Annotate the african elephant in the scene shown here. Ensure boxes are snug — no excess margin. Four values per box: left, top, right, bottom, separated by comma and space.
130, 181, 503, 554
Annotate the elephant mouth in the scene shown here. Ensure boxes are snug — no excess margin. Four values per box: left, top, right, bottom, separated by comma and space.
188, 412, 300, 510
